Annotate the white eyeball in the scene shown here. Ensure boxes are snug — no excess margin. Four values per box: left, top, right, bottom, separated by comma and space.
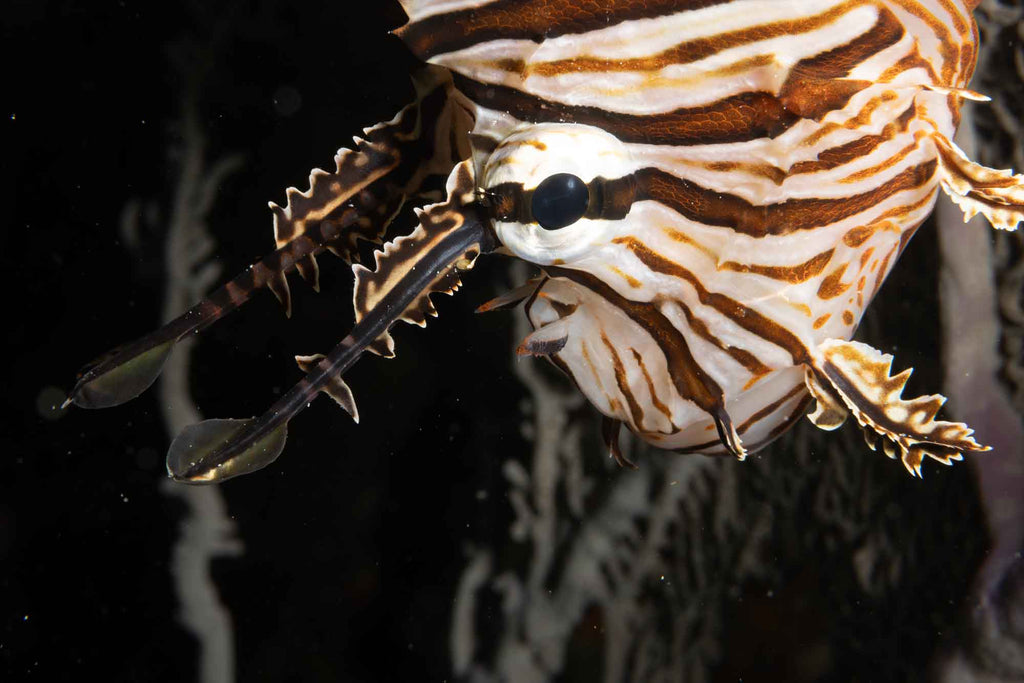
483, 124, 635, 265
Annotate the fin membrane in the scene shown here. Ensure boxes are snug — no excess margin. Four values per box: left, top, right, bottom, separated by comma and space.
167, 418, 288, 484
71, 340, 175, 409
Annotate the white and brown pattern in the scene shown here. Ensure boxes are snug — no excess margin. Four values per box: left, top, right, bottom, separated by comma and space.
69, 0, 1021, 481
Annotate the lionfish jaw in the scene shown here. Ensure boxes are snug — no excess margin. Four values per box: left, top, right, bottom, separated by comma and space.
166, 160, 497, 484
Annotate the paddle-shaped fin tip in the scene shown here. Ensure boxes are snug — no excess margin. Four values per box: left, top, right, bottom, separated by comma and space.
71, 340, 176, 409
166, 418, 288, 484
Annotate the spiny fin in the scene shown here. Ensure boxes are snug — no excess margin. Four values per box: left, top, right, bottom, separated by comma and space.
271, 136, 400, 262
267, 271, 293, 318
810, 339, 989, 477
269, 69, 458, 264
295, 255, 321, 292
516, 319, 570, 357
295, 354, 359, 423
933, 132, 1024, 231
352, 160, 480, 356
476, 279, 544, 313
601, 416, 638, 470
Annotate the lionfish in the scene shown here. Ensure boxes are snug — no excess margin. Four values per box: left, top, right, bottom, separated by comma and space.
66, 0, 1024, 483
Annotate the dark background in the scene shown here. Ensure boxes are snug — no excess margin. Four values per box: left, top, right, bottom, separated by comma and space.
4, 2, 1011, 682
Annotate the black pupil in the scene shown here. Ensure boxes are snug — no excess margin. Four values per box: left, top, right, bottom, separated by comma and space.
531, 173, 589, 230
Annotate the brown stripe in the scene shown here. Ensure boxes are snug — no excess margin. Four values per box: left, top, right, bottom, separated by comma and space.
840, 140, 920, 183
775, 8, 904, 118
699, 99, 916, 184
791, 101, 917, 175
888, 0, 960, 84
737, 382, 807, 434
526, 0, 872, 77
630, 348, 674, 423
677, 303, 773, 379
601, 333, 646, 430
720, 249, 834, 284
397, 0, 733, 62
547, 267, 727, 416
453, 74, 801, 146
610, 238, 808, 362
632, 160, 937, 237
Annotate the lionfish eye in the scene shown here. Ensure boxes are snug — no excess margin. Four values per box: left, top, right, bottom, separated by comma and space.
531, 173, 589, 230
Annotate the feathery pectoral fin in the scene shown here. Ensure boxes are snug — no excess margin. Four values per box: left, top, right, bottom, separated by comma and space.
933, 132, 1024, 231
807, 339, 989, 476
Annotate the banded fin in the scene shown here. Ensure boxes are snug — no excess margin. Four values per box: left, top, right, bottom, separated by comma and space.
66, 221, 353, 409
271, 66, 457, 265
809, 339, 989, 477
270, 132, 401, 264
601, 416, 638, 470
933, 133, 1024, 231
295, 354, 359, 423
476, 279, 543, 313
163, 162, 495, 484
516, 319, 570, 357
352, 159, 481, 356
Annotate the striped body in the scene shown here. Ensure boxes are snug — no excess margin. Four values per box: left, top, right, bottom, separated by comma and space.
400, 0, 986, 456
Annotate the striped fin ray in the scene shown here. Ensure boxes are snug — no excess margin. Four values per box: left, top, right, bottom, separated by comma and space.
352, 160, 482, 358
165, 160, 497, 483
270, 65, 469, 281
807, 339, 990, 477
66, 68, 470, 411
66, 212, 358, 410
